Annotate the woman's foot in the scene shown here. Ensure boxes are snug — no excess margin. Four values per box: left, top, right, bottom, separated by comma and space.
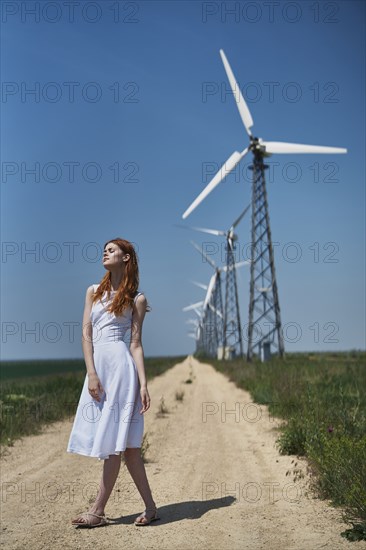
72, 509, 106, 527
134, 507, 160, 526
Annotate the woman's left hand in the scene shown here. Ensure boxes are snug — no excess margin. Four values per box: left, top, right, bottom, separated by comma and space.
140, 386, 151, 413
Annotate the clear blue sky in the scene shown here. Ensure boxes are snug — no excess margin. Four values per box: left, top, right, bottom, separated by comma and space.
1, 0, 365, 360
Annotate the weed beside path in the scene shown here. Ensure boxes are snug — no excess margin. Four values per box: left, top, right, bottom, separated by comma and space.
204, 351, 366, 540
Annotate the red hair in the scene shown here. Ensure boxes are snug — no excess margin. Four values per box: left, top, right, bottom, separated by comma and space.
92, 238, 150, 316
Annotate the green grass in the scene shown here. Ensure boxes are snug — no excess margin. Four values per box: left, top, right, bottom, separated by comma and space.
0, 356, 186, 448
0, 359, 87, 380
204, 350, 366, 539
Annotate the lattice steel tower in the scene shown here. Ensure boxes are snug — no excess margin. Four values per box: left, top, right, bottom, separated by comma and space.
179, 208, 250, 358
247, 151, 284, 361
222, 239, 243, 357
190, 241, 225, 357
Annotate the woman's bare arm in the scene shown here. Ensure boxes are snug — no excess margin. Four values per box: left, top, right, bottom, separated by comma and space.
81, 285, 97, 377
130, 294, 148, 389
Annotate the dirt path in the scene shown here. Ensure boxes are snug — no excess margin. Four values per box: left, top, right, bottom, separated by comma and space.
1, 356, 363, 550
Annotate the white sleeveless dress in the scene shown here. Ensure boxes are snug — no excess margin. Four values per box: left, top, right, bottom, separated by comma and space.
66, 285, 144, 460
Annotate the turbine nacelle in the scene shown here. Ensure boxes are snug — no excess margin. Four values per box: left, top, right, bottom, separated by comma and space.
227, 229, 238, 242
250, 137, 272, 157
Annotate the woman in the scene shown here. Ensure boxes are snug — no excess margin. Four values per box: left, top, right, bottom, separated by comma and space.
66, 238, 159, 528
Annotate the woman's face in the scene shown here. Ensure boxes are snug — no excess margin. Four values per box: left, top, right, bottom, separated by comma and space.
103, 242, 126, 269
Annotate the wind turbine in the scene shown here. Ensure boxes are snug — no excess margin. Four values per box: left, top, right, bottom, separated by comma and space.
191, 281, 223, 350
193, 264, 224, 357
182, 300, 204, 353
186, 319, 201, 343
183, 273, 221, 357
179, 204, 251, 357
182, 49, 347, 361
190, 240, 249, 358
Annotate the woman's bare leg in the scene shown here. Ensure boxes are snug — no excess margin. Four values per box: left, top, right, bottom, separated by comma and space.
124, 447, 156, 516
72, 453, 122, 525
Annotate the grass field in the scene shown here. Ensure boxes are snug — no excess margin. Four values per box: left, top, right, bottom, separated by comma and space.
0, 356, 186, 446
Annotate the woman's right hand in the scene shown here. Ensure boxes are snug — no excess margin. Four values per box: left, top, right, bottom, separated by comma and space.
88, 373, 104, 402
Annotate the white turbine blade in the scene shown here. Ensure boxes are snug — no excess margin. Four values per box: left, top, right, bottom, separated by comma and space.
193, 308, 202, 318
256, 284, 273, 293
222, 259, 251, 272
174, 223, 225, 237
208, 303, 224, 319
261, 140, 347, 154
190, 240, 217, 269
235, 260, 251, 268
190, 279, 208, 291
220, 49, 254, 137
190, 226, 226, 237
237, 257, 243, 287
182, 149, 248, 219
203, 273, 217, 310
183, 301, 204, 312
232, 203, 251, 230
204, 273, 217, 309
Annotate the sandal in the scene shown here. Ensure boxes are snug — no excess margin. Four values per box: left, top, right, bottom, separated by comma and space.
134, 507, 160, 526
71, 512, 108, 528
